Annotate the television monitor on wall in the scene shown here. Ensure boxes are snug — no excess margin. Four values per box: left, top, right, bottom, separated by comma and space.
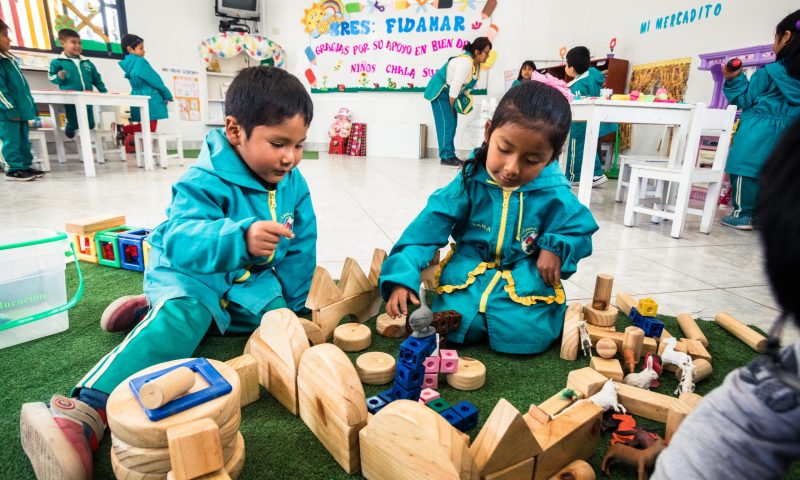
216, 0, 260, 20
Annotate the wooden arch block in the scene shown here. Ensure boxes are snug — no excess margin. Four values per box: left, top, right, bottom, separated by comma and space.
469, 398, 540, 476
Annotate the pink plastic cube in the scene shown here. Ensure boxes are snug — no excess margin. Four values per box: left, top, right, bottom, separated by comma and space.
423, 373, 438, 389
423, 356, 440, 373
439, 349, 459, 374
419, 388, 440, 404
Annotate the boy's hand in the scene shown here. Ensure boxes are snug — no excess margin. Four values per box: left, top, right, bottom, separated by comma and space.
386, 285, 419, 318
57, 70, 67, 80
722, 64, 741, 81
537, 249, 562, 287
246, 221, 294, 257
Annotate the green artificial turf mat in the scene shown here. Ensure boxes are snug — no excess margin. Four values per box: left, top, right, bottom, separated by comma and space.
1, 263, 797, 479
168, 149, 320, 160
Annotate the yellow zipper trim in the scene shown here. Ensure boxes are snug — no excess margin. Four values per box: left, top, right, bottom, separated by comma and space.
436, 261, 496, 294
233, 269, 251, 283
267, 190, 277, 262
478, 270, 502, 313
495, 191, 512, 264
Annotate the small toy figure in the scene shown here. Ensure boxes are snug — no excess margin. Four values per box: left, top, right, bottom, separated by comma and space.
408, 286, 435, 338
590, 379, 626, 413
578, 320, 592, 357
623, 355, 659, 390
676, 362, 696, 395
328, 107, 352, 139
602, 433, 667, 480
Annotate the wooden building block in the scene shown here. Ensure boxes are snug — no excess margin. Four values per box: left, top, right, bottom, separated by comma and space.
298, 344, 368, 474
483, 457, 535, 480
355, 352, 396, 385
166, 418, 224, 480
586, 324, 656, 355
616, 383, 676, 423
360, 400, 478, 480
676, 313, 708, 347
566, 367, 609, 398
470, 399, 541, 476
523, 404, 551, 432
560, 303, 583, 361
224, 354, 260, 407
339, 257, 374, 297
446, 357, 486, 391
715, 312, 767, 353
167, 469, 231, 480
305, 266, 343, 311
591, 274, 614, 310
65, 214, 126, 234
531, 402, 603, 480
312, 288, 383, 341
680, 338, 712, 363
595, 338, 617, 359
589, 357, 623, 382
546, 459, 595, 480
665, 392, 702, 443
139, 366, 195, 410
333, 323, 372, 352
615, 293, 637, 316
376, 313, 406, 338
622, 326, 645, 364
583, 304, 619, 327
537, 390, 584, 418
299, 318, 326, 346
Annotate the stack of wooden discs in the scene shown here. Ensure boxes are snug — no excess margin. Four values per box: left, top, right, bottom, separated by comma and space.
107, 358, 245, 479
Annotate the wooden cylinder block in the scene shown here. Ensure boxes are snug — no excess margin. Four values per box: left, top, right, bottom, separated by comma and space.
446, 357, 486, 391
376, 313, 407, 338
560, 302, 583, 361
674, 358, 713, 383
622, 326, 645, 364
715, 312, 767, 353
139, 367, 195, 410
583, 304, 619, 327
333, 323, 372, 352
548, 459, 596, 480
677, 313, 709, 347
595, 338, 617, 359
355, 352, 396, 385
615, 293, 636, 316
591, 274, 614, 310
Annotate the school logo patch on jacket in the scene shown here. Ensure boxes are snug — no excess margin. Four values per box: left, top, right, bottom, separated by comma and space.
521, 230, 538, 255
281, 213, 295, 231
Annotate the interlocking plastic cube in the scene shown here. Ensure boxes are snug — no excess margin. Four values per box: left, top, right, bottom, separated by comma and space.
423, 356, 440, 373
71, 232, 99, 263
629, 307, 665, 338
439, 349, 459, 374
452, 400, 479, 431
427, 398, 451, 413
366, 395, 387, 414
394, 362, 425, 390
638, 298, 658, 317
419, 388, 440, 404
118, 228, 151, 272
377, 388, 396, 404
440, 407, 464, 430
399, 335, 437, 368
391, 382, 421, 401
95, 226, 133, 268
423, 373, 438, 389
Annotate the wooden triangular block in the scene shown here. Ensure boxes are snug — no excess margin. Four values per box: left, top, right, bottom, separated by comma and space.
339, 257, 374, 298
469, 398, 541, 476
306, 266, 342, 310
368, 248, 388, 287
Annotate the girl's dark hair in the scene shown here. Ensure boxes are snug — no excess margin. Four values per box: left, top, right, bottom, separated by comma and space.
517, 60, 537, 81
757, 118, 800, 321
463, 36, 492, 56
121, 34, 144, 55
775, 9, 800, 79
461, 81, 572, 186
0, 17, 8, 32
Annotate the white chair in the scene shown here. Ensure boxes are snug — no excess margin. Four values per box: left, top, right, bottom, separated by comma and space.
134, 132, 184, 169
94, 128, 125, 161
614, 126, 679, 202
28, 130, 51, 172
623, 103, 737, 239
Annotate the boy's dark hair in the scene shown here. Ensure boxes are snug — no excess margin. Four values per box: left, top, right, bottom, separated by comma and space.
225, 66, 313, 137
757, 118, 800, 322
121, 34, 143, 55
461, 81, 572, 186
463, 36, 492, 56
517, 60, 537, 81
0, 17, 8, 32
566, 46, 591, 75
775, 9, 800, 79
58, 29, 80, 41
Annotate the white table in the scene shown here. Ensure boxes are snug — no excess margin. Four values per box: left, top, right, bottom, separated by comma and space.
568, 99, 695, 207
31, 90, 153, 177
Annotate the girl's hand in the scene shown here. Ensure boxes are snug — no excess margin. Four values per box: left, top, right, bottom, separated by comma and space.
537, 249, 562, 287
386, 285, 419, 318
57, 70, 67, 80
722, 64, 741, 81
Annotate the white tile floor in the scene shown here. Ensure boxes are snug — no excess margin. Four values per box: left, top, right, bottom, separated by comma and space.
3, 152, 797, 343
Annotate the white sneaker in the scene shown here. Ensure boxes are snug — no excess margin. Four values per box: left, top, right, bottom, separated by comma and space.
592, 175, 608, 187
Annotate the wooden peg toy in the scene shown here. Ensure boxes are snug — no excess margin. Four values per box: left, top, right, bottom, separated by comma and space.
622, 326, 645, 364
591, 274, 614, 310
139, 366, 195, 410
715, 312, 767, 353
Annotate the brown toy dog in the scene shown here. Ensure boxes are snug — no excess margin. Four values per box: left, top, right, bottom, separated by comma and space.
601, 435, 667, 480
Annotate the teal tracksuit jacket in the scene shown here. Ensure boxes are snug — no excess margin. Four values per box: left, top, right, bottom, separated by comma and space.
724, 60, 800, 178
119, 54, 174, 122
144, 128, 318, 333
380, 162, 598, 353
0, 51, 37, 171
48, 54, 106, 130
566, 67, 617, 181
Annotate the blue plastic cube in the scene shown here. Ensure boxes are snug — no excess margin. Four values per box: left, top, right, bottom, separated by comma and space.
440, 407, 464, 430
391, 382, 422, 401
394, 362, 426, 390
398, 335, 437, 368
452, 400, 479, 431
366, 395, 387, 414
629, 307, 665, 338
378, 388, 396, 404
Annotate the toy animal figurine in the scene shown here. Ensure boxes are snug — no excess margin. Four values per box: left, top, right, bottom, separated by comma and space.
644, 353, 663, 388
590, 379, 626, 413
408, 286, 435, 338
623, 355, 659, 390
676, 363, 696, 395
327, 107, 352, 139
578, 320, 592, 357
601, 434, 667, 480
661, 337, 694, 372
623, 347, 636, 373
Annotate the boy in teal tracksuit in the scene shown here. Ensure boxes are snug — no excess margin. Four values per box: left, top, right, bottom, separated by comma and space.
119, 34, 173, 128
564, 46, 616, 186
21, 67, 317, 480
0, 19, 44, 181
48, 29, 107, 137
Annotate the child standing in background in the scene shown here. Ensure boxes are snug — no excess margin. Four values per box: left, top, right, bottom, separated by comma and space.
512, 60, 537, 87
382, 81, 598, 354
720, 9, 800, 231
48, 29, 107, 138
119, 34, 173, 133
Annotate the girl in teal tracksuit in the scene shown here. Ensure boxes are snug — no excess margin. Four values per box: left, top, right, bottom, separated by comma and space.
382, 81, 598, 354
720, 10, 800, 230
119, 34, 173, 132
511, 60, 536, 88
424, 37, 492, 166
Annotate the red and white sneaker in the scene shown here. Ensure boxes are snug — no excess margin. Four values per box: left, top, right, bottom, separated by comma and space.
100, 294, 149, 332
20, 395, 105, 480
